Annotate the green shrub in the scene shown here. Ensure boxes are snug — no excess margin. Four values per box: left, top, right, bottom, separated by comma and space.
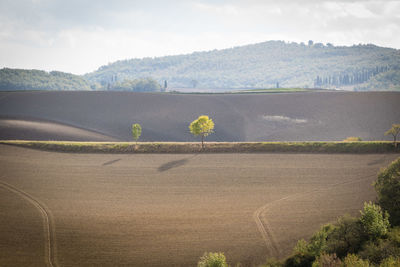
284, 253, 315, 267
311, 253, 341, 267
379, 256, 400, 267
358, 239, 400, 265
326, 215, 366, 258
374, 158, 400, 226
308, 224, 335, 256
343, 254, 370, 267
197, 252, 228, 267
284, 240, 315, 267
388, 227, 400, 246
360, 202, 390, 240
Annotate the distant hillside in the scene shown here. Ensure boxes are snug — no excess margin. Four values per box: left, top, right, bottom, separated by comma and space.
85, 41, 400, 91
0, 68, 91, 91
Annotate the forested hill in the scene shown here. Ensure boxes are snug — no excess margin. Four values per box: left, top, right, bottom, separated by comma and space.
85, 41, 400, 91
0, 68, 91, 91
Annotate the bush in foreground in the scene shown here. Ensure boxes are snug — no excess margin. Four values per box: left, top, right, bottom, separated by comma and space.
374, 157, 400, 226
197, 252, 228, 267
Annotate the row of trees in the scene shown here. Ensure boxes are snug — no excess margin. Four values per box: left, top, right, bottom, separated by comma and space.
314, 66, 390, 88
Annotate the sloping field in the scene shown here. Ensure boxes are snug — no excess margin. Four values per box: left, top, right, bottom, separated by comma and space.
0, 91, 399, 142
0, 144, 397, 266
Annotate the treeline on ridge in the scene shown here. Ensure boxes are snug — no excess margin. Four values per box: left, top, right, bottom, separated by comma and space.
85, 41, 400, 91
0, 68, 163, 92
0, 68, 91, 91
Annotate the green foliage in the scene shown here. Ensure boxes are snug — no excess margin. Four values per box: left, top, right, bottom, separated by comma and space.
131, 123, 142, 143
379, 256, 400, 267
388, 227, 400, 246
197, 252, 228, 267
84, 41, 400, 90
284, 239, 315, 267
308, 224, 336, 256
284, 252, 314, 267
189, 115, 214, 148
311, 253, 341, 267
325, 215, 366, 258
374, 158, 400, 226
360, 202, 390, 239
342, 254, 370, 267
0, 68, 91, 91
358, 239, 400, 265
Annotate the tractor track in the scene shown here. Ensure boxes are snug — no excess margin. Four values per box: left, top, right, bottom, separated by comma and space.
0, 180, 58, 267
253, 173, 377, 258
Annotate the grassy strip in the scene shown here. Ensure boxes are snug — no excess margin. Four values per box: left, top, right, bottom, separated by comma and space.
0, 140, 399, 154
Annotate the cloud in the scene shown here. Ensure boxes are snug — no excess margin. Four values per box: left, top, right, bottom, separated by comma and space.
0, 0, 399, 74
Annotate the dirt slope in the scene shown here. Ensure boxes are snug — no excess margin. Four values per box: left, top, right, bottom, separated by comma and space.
0, 91, 399, 141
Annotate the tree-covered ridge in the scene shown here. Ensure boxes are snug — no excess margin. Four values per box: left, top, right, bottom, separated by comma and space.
85, 41, 400, 91
0, 68, 91, 91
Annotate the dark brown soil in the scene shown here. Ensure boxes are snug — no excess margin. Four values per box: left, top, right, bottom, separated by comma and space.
0, 144, 397, 266
0, 91, 399, 142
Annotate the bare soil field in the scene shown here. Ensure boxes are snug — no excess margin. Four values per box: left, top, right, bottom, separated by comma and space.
0, 144, 398, 266
0, 91, 399, 142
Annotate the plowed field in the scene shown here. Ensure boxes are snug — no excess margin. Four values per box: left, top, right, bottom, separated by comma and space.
0, 145, 397, 266
1, 91, 399, 142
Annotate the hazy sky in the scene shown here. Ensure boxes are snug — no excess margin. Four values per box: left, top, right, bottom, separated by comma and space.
1, 0, 399, 74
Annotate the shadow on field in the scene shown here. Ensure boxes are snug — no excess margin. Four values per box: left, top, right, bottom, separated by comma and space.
102, 158, 121, 166
158, 155, 198, 172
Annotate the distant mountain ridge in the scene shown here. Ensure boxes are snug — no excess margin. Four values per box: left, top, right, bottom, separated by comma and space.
85, 40, 400, 91
1, 41, 400, 91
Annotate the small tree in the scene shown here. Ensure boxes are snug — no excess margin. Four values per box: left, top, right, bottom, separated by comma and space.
385, 124, 400, 147
132, 123, 142, 145
189, 115, 214, 149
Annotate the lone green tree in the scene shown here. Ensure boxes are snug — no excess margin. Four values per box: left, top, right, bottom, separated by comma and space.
189, 115, 214, 149
385, 124, 400, 147
132, 123, 142, 145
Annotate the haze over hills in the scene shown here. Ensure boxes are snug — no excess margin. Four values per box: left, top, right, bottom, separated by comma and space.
1, 41, 400, 92
85, 40, 400, 91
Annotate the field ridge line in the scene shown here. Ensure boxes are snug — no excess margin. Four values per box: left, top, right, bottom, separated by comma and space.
0, 180, 58, 267
253, 173, 377, 258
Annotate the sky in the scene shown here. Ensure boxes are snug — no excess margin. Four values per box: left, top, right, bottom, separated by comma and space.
1, 0, 399, 75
